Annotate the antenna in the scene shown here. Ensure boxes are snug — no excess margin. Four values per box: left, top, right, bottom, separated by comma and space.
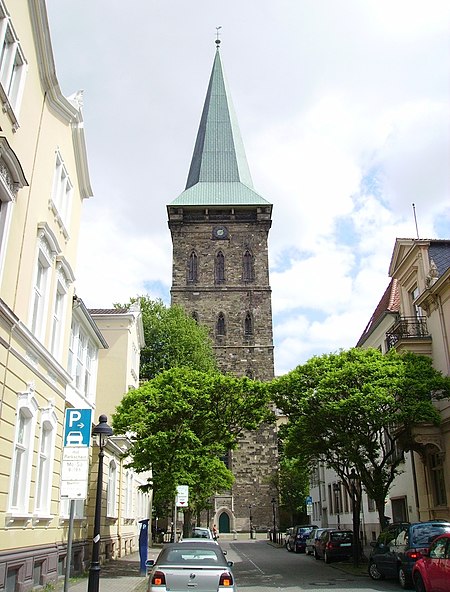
215, 26, 222, 49
412, 203, 419, 239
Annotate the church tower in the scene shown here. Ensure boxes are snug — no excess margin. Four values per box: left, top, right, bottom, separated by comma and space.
167, 42, 278, 532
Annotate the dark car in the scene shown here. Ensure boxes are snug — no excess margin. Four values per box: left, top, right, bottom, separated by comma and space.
286, 524, 318, 553
368, 520, 450, 589
315, 529, 353, 563
305, 528, 332, 557
412, 533, 450, 592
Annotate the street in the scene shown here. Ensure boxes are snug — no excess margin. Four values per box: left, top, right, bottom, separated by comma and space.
221, 540, 402, 592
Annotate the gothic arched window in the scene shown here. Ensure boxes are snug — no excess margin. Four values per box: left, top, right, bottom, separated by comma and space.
244, 312, 253, 336
216, 312, 226, 336
243, 250, 254, 282
215, 251, 225, 284
188, 251, 198, 283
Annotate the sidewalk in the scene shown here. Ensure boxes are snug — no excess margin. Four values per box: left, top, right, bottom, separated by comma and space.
63, 548, 161, 592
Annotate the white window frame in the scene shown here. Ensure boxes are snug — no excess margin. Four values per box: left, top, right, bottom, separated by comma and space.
69, 320, 98, 400
34, 407, 57, 516
0, 136, 28, 282
107, 460, 117, 517
124, 470, 134, 519
49, 151, 73, 238
9, 388, 38, 515
50, 259, 73, 360
60, 498, 85, 520
0, 3, 27, 125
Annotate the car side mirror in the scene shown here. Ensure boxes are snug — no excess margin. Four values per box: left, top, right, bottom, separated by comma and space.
227, 561, 234, 567
222, 550, 227, 555
146, 560, 154, 567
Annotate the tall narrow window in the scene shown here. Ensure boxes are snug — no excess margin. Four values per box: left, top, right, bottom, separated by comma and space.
244, 312, 253, 336
429, 451, 447, 506
50, 152, 73, 235
216, 312, 225, 336
0, 7, 27, 118
9, 391, 38, 514
188, 251, 198, 283
31, 257, 49, 338
107, 460, 117, 517
50, 287, 64, 358
215, 251, 225, 284
243, 250, 254, 282
35, 409, 57, 515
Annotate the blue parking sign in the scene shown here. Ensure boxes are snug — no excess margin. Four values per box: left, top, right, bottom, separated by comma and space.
64, 408, 92, 447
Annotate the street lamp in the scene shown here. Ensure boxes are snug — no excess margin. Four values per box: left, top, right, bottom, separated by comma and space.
271, 497, 277, 543
332, 483, 341, 529
348, 468, 361, 568
87, 415, 113, 592
248, 505, 253, 539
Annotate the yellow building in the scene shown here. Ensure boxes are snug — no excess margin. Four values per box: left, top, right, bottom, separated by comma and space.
358, 238, 450, 522
0, 3, 152, 589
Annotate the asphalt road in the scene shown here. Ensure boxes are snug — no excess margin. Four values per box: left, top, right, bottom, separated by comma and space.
221, 540, 402, 592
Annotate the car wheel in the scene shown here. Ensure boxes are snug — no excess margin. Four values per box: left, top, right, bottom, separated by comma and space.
368, 561, 384, 581
314, 548, 320, 560
398, 566, 412, 589
324, 551, 331, 564
294, 545, 300, 554
413, 572, 426, 592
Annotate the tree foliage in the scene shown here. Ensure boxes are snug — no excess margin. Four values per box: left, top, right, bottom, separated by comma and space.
115, 296, 217, 380
112, 366, 273, 516
273, 348, 450, 528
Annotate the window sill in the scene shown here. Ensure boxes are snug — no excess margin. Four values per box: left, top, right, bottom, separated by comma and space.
0, 86, 20, 133
5, 512, 33, 526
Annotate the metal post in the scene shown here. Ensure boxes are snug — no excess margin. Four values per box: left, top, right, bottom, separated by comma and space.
87, 415, 112, 592
87, 445, 104, 592
271, 498, 276, 543
249, 505, 253, 539
64, 500, 75, 592
333, 483, 340, 529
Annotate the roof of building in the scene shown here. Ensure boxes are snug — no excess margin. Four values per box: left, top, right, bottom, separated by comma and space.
89, 308, 129, 315
429, 241, 450, 276
170, 47, 270, 207
356, 278, 400, 347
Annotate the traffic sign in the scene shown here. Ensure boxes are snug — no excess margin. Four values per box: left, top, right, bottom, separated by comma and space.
176, 485, 189, 507
305, 495, 313, 504
60, 447, 89, 499
63, 408, 92, 447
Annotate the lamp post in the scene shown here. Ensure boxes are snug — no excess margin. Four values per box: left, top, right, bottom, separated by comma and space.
87, 415, 113, 592
332, 483, 341, 529
248, 505, 253, 539
349, 468, 361, 568
271, 497, 277, 543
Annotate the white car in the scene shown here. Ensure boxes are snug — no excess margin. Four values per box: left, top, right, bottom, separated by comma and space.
66, 431, 84, 446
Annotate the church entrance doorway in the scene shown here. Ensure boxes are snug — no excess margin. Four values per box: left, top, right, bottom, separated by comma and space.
218, 512, 230, 533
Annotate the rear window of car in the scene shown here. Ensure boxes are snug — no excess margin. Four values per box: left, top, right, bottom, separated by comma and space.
410, 523, 450, 546
330, 531, 353, 542
164, 548, 221, 564
297, 528, 312, 535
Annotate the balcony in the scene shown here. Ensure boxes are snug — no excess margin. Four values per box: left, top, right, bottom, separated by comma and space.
386, 316, 431, 352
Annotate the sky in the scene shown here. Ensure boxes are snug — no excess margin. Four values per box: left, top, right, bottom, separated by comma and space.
45, 0, 450, 376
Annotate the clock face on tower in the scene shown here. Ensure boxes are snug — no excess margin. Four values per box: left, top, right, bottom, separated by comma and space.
212, 225, 229, 240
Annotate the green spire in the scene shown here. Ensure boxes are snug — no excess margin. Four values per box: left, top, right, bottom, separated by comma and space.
171, 47, 270, 206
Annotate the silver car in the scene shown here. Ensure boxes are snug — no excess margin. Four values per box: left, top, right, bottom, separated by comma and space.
147, 541, 235, 591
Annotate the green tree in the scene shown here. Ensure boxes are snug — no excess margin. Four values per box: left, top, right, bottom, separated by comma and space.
116, 296, 217, 380
273, 348, 450, 530
112, 366, 273, 519
277, 454, 310, 526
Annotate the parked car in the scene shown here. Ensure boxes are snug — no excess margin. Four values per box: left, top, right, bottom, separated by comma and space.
315, 529, 354, 563
412, 533, 450, 592
286, 525, 318, 553
146, 541, 235, 591
368, 520, 450, 589
305, 528, 332, 557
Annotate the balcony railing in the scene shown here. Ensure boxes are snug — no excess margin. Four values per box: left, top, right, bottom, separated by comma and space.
386, 316, 430, 349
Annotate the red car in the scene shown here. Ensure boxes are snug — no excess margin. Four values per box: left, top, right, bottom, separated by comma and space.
412, 533, 450, 592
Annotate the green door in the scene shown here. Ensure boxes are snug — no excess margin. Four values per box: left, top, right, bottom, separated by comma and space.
218, 512, 230, 533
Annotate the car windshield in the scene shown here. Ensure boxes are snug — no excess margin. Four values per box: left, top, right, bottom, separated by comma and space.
330, 531, 353, 542
410, 523, 450, 546
192, 529, 211, 538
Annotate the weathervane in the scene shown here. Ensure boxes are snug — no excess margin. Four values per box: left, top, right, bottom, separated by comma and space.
215, 26, 222, 48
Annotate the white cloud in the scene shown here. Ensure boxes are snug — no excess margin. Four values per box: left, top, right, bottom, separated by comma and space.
46, 0, 450, 375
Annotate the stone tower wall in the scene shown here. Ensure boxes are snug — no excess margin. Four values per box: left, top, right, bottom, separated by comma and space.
168, 206, 278, 531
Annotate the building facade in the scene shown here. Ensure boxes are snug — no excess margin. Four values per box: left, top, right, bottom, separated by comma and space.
167, 44, 278, 532
0, 4, 150, 590
308, 238, 450, 541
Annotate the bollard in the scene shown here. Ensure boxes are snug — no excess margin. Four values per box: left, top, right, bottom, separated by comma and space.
233, 530, 237, 540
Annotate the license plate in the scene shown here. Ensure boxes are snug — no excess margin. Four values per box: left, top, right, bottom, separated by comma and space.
341, 543, 351, 546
